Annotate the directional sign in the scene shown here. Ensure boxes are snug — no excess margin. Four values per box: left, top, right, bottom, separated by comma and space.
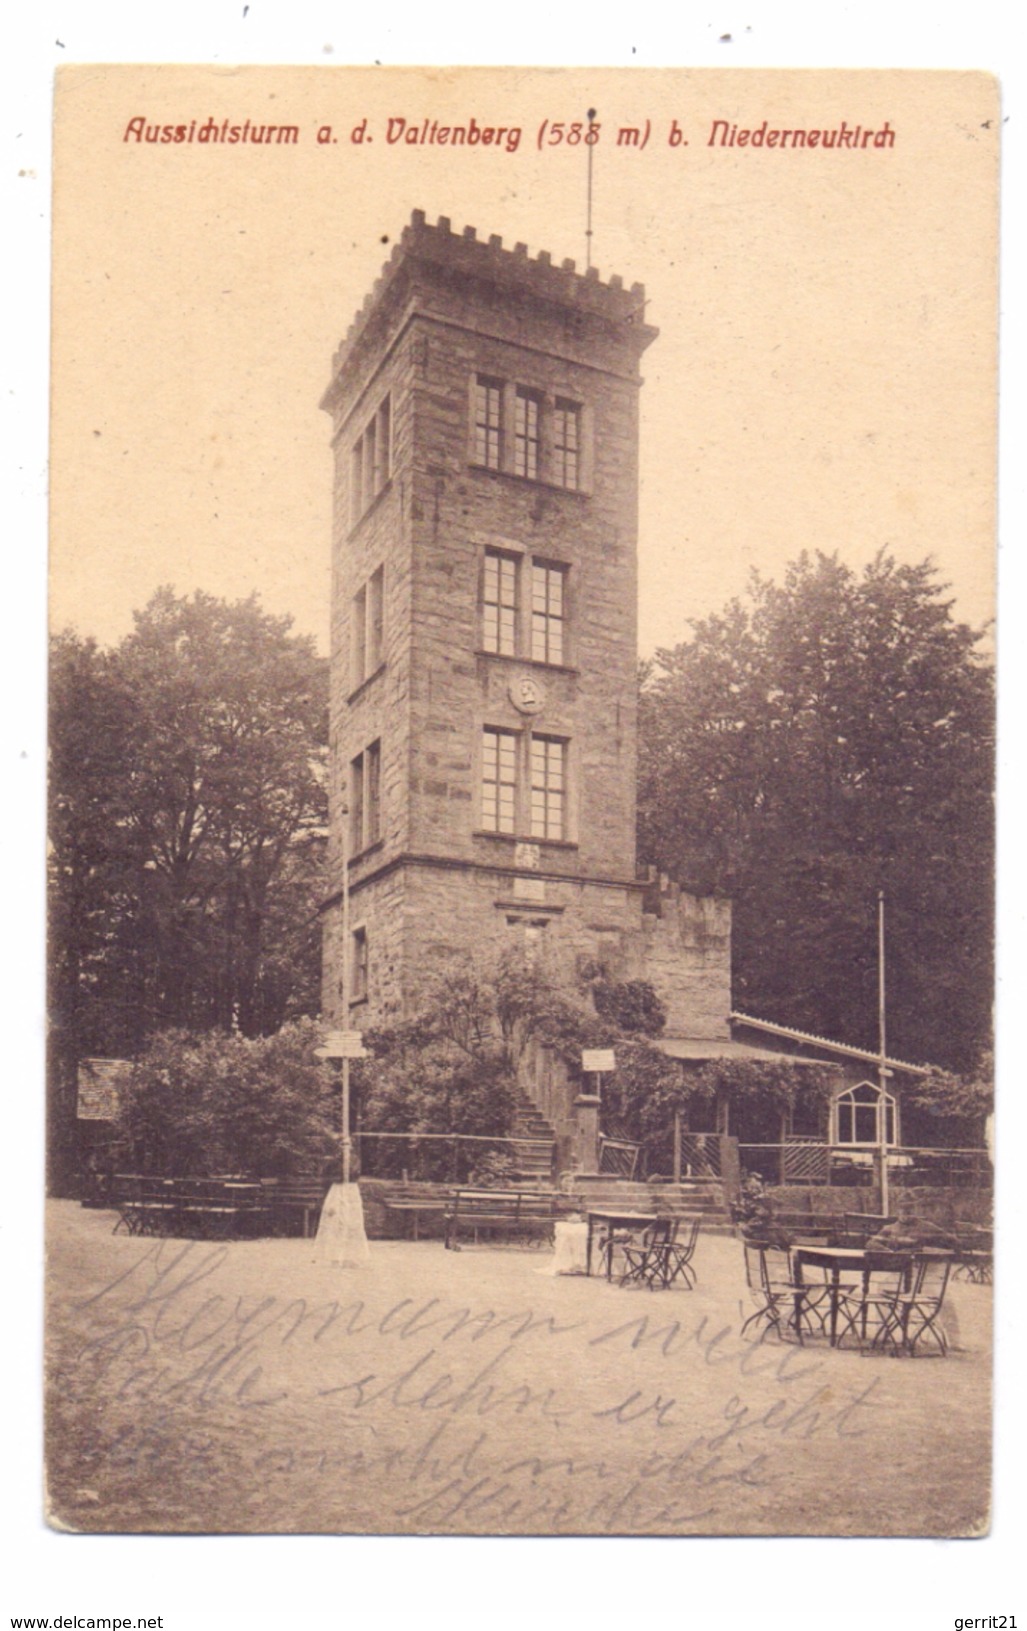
315, 1030, 368, 1060
582, 1049, 616, 1073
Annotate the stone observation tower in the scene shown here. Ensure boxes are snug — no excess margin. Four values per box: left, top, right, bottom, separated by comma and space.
321, 210, 730, 1045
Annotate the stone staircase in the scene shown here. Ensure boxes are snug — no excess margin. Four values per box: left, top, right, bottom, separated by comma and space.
509, 1093, 557, 1181
566, 1174, 736, 1235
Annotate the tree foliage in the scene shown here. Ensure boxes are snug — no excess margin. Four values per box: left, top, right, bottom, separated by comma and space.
359, 967, 520, 1181
590, 978, 667, 1037
907, 1051, 994, 1146
114, 1019, 337, 1176
48, 591, 328, 1189
638, 551, 993, 1073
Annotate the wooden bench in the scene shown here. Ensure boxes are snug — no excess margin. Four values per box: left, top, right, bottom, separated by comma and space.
381, 1184, 448, 1240
111, 1176, 270, 1238
259, 1179, 329, 1238
740, 1207, 849, 1244
444, 1188, 565, 1251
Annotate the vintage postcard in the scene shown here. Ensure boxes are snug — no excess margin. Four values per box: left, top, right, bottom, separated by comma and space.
47, 64, 997, 1538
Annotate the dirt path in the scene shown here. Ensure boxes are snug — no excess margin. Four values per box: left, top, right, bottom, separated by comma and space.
45, 1203, 991, 1536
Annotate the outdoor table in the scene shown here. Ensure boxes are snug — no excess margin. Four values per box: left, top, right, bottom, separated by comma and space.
793, 1245, 873, 1346
585, 1210, 658, 1279
794, 1245, 950, 1346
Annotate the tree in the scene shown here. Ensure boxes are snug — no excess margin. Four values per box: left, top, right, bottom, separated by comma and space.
907, 1051, 994, 1148
112, 588, 328, 1036
638, 551, 993, 1073
48, 591, 328, 1190
48, 632, 142, 1188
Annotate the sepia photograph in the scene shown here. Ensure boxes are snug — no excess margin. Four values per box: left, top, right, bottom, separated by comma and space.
41, 59, 998, 1553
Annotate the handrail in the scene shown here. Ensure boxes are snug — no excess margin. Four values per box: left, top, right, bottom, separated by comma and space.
355, 1131, 550, 1145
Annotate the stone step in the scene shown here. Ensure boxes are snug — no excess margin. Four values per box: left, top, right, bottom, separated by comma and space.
566, 1175, 734, 1225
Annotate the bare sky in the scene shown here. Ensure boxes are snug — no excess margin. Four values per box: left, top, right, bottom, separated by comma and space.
51, 65, 997, 657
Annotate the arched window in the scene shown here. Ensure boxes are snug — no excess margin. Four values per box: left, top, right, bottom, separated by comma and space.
832, 1080, 897, 1146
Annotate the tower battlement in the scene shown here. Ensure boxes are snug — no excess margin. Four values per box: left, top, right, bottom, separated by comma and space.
327, 209, 658, 387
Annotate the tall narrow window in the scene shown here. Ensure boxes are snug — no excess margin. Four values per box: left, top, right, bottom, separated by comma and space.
483, 550, 518, 656
514, 388, 541, 480
350, 443, 364, 528
366, 565, 384, 672
474, 376, 503, 469
365, 739, 381, 846
350, 393, 392, 525
349, 749, 365, 853
530, 736, 566, 841
375, 397, 391, 490
553, 398, 581, 490
351, 584, 367, 688
482, 728, 518, 834
351, 927, 369, 1002
350, 740, 382, 853
531, 561, 567, 665
363, 417, 377, 510
351, 566, 385, 688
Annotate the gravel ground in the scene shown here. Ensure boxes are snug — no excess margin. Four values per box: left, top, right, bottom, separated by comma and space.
45, 1202, 991, 1537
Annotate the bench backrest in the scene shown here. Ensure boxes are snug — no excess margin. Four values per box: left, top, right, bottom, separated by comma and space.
449, 1188, 559, 1218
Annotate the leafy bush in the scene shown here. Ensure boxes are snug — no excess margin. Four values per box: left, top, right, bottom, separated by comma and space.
590, 978, 667, 1037
467, 1149, 520, 1188
493, 950, 613, 1063
359, 968, 519, 1181
115, 1018, 337, 1176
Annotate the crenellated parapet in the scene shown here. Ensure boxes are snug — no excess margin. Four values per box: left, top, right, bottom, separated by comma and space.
322, 209, 658, 416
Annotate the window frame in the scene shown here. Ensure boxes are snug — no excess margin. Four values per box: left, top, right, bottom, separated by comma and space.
351, 925, 369, 1004
833, 1081, 898, 1147
481, 726, 519, 835
473, 375, 504, 471
480, 725, 574, 844
478, 548, 570, 669
530, 559, 567, 667
469, 375, 589, 492
349, 738, 383, 856
553, 397, 582, 491
351, 563, 385, 691
529, 733, 568, 842
482, 548, 520, 657
514, 386, 542, 480
350, 392, 392, 527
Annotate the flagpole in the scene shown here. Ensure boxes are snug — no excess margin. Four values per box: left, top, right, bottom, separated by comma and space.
313, 797, 369, 1265
878, 889, 889, 1216
585, 109, 597, 270
341, 795, 352, 1186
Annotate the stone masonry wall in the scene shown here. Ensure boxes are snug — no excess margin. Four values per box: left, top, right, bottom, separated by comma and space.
641, 879, 732, 1039
402, 266, 642, 882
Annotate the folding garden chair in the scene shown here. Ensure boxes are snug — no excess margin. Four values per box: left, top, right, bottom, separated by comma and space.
955, 1226, 992, 1285
879, 1254, 954, 1357
658, 1214, 702, 1289
834, 1251, 913, 1353
619, 1215, 701, 1290
618, 1218, 679, 1290
740, 1243, 817, 1344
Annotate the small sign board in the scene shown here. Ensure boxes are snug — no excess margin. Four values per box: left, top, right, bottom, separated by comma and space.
315, 1030, 368, 1060
581, 1049, 616, 1073
77, 1057, 132, 1120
